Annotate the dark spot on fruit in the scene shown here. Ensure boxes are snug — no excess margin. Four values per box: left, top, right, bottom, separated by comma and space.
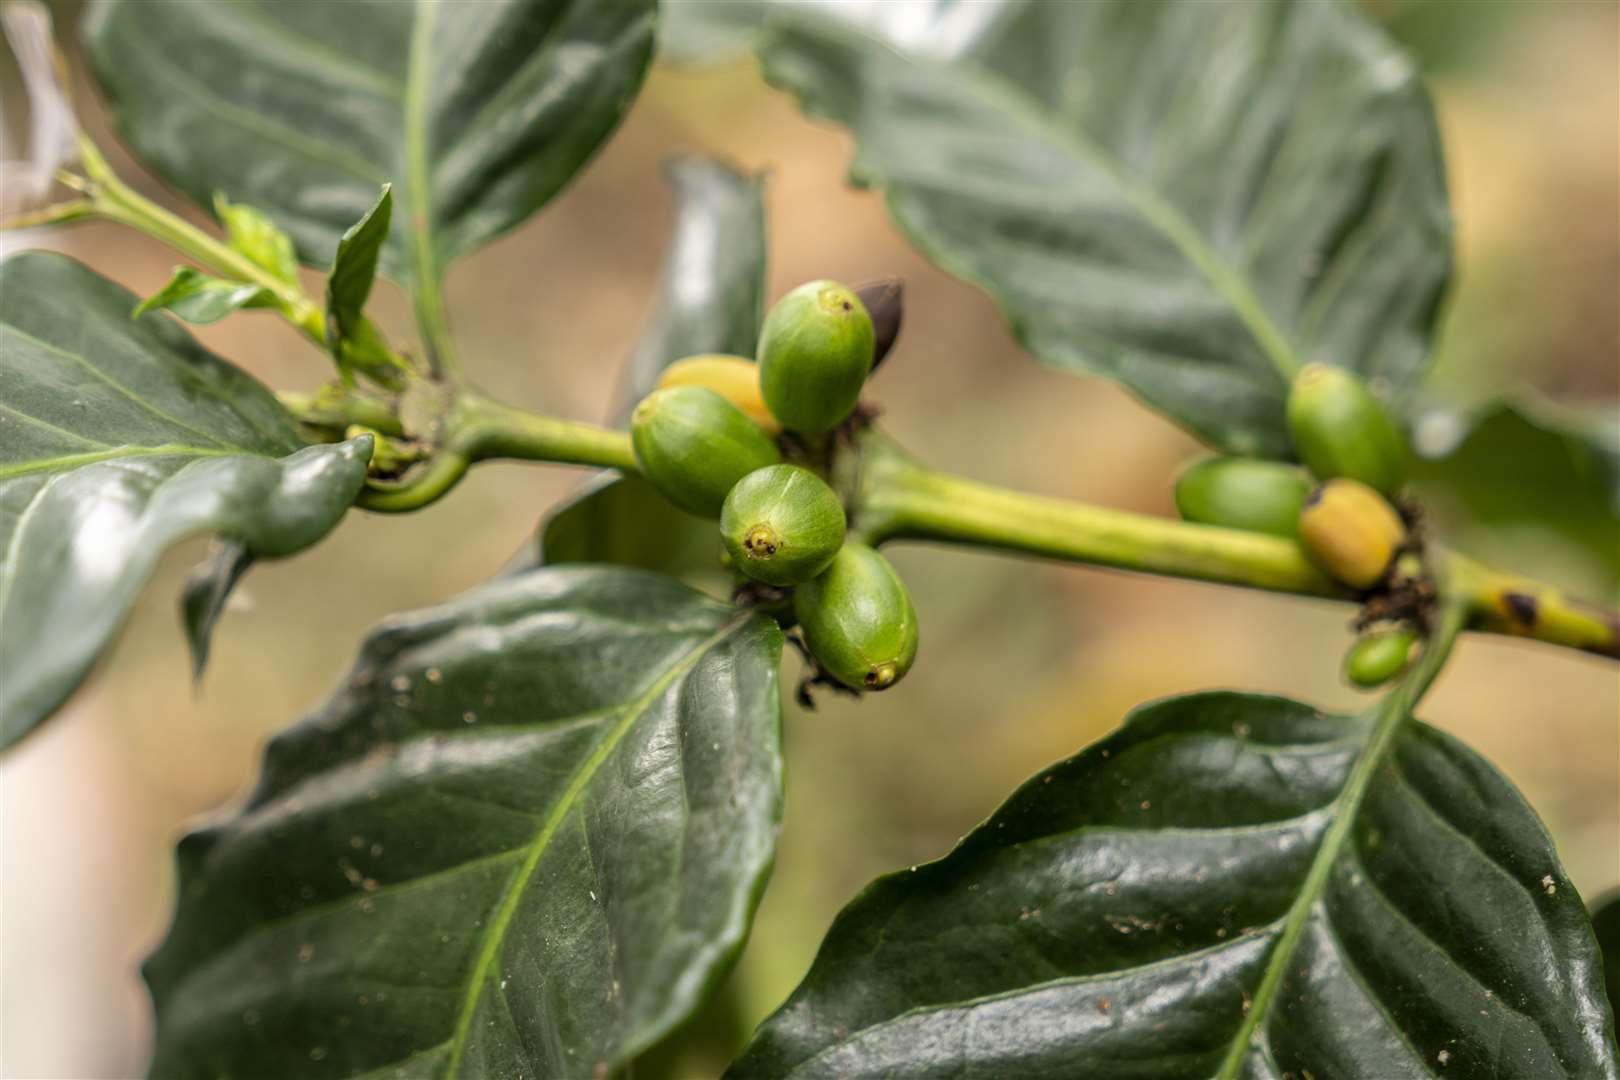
841, 300, 853, 311
1504, 591, 1538, 626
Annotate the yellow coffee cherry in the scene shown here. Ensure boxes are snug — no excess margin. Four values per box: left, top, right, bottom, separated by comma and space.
1296, 478, 1406, 590
656, 354, 781, 435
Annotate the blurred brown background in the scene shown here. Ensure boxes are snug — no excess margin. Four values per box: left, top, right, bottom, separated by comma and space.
2, 1, 1616, 1076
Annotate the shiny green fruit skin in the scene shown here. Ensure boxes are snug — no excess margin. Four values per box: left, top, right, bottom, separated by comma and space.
758, 280, 875, 434
721, 464, 846, 586
630, 386, 782, 518
1173, 456, 1312, 537
795, 544, 918, 692
1296, 478, 1406, 590
1286, 363, 1408, 495
1344, 629, 1419, 689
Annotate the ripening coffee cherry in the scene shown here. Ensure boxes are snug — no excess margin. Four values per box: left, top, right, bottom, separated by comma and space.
1173, 456, 1312, 537
758, 280, 875, 434
656, 354, 781, 435
721, 464, 846, 586
1296, 478, 1407, 590
1344, 629, 1419, 689
630, 386, 782, 518
1286, 363, 1408, 495
795, 544, 919, 692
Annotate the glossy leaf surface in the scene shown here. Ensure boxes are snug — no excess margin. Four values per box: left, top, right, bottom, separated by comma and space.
534, 157, 766, 577
0, 253, 369, 747
84, 0, 657, 291
146, 567, 784, 1078
755, 0, 1452, 455
731, 691, 1619, 1079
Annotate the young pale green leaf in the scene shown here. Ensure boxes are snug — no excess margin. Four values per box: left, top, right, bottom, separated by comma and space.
145, 567, 785, 1079
84, 0, 657, 292
133, 265, 276, 325
527, 157, 766, 577
215, 193, 300, 285
326, 184, 392, 339
730, 691, 1619, 1079
751, 0, 1451, 456
0, 253, 370, 748
1413, 396, 1620, 597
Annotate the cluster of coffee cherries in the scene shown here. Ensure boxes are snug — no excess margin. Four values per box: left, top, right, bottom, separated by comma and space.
1173, 364, 1427, 689
630, 279, 917, 696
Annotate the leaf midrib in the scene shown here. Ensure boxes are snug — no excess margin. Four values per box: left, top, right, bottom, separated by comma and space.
0, 445, 242, 481
441, 611, 753, 1076
1213, 603, 1467, 1076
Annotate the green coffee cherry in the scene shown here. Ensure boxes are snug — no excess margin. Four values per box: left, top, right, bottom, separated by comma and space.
758, 280, 875, 434
795, 544, 918, 692
1286, 363, 1408, 495
1173, 456, 1312, 537
656, 354, 780, 435
1344, 629, 1419, 689
721, 464, 846, 586
630, 386, 782, 518
1296, 478, 1407, 590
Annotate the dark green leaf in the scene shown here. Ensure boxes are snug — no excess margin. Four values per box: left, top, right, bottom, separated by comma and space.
325, 184, 392, 343
179, 540, 254, 680
1413, 396, 1620, 597
146, 566, 785, 1079
133, 265, 276, 325
84, 0, 657, 295
1592, 891, 1620, 1019
731, 691, 1618, 1079
755, 0, 1452, 456
215, 194, 301, 286
0, 252, 370, 748
523, 157, 766, 579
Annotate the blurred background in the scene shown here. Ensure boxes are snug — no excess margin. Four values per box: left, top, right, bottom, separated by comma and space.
2, 1, 1616, 1075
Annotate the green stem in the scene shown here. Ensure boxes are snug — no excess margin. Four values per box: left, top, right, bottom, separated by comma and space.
75, 137, 327, 341
853, 435, 1620, 660
458, 394, 636, 471
1216, 596, 1468, 1077
856, 443, 1341, 597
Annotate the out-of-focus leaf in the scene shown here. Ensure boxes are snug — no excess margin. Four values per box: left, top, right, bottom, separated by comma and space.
179, 540, 254, 680
0, 1, 79, 214
753, 0, 1451, 456
731, 690, 1618, 1079
146, 567, 785, 1079
522, 157, 766, 580
1412, 396, 1620, 597
0, 252, 370, 748
133, 266, 275, 325
613, 156, 768, 423
84, 0, 656, 292
214, 194, 300, 286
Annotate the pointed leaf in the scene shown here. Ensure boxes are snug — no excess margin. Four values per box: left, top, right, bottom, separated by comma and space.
326, 184, 392, 341
146, 566, 785, 1078
84, 0, 657, 296
0, 253, 370, 748
215, 194, 301, 286
179, 540, 254, 679
133, 265, 275, 325
731, 691, 1618, 1079
753, 0, 1452, 455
